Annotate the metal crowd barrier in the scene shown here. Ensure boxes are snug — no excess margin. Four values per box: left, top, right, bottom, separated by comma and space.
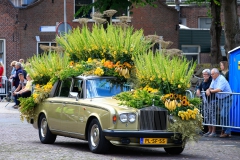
0, 76, 13, 102
199, 91, 240, 129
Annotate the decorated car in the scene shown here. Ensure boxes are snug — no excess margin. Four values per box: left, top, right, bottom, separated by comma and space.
19, 23, 202, 155
31, 75, 184, 154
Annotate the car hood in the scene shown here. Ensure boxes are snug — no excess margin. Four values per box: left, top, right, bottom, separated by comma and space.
82, 97, 138, 113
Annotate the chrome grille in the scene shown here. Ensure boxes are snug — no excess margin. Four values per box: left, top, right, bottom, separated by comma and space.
139, 106, 168, 130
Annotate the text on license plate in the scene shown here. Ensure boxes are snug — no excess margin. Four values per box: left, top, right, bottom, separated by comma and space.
140, 138, 167, 144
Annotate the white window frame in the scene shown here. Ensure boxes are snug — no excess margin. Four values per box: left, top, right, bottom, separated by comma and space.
73, 0, 130, 23
180, 18, 187, 26
181, 45, 201, 64
198, 17, 211, 29
10, 0, 21, 7
37, 42, 57, 56
0, 39, 6, 76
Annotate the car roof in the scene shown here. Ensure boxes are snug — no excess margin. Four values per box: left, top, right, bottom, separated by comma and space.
74, 75, 117, 80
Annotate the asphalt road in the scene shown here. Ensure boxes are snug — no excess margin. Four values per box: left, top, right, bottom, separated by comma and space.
1, 102, 240, 160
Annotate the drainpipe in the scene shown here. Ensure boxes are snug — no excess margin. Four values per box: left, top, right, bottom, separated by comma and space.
64, 0, 67, 34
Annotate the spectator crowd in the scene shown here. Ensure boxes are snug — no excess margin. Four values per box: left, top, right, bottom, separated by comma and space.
7, 59, 33, 109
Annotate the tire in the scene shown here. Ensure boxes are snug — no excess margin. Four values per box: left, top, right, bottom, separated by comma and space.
38, 114, 56, 144
164, 146, 184, 155
88, 118, 111, 154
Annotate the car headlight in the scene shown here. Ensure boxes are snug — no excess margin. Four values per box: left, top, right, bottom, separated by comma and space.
119, 113, 136, 123
128, 113, 136, 123
119, 114, 128, 123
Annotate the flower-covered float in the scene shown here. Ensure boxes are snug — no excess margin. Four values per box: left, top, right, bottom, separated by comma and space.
19, 21, 202, 154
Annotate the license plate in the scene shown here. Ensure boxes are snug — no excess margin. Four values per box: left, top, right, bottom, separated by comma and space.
140, 138, 167, 144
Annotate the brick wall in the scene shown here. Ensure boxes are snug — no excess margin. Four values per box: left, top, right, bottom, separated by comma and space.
0, 0, 19, 76
18, 0, 76, 61
180, 6, 208, 28
131, 1, 179, 48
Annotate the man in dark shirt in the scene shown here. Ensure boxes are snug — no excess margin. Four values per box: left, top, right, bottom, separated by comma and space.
12, 73, 27, 109
11, 62, 25, 89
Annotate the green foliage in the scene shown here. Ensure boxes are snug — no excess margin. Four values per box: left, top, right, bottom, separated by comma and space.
134, 52, 196, 94
188, 97, 202, 107
75, 0, 157, 18
25, 52, 70, 85
56, 24, 151, 64
115, 89, 164, 109
19, 96, 35, 122
168, 113, 203, 143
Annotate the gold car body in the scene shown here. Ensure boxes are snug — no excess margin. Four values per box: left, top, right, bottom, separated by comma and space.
32, 76, 182, 149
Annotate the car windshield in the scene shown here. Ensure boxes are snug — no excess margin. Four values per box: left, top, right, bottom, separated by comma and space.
86, 78, 131, 98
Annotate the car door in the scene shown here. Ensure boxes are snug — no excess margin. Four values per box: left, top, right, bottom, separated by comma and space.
47, 79, 72, 132
61, 78, 85, 136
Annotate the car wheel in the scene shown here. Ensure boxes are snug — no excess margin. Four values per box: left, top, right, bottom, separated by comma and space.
88, 118, 110, 153
38, 114, 56, 144
164, 147, 184, 155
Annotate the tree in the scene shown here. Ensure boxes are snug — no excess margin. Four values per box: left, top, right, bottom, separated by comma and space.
210, 1, 222, 63
222, 0, 240, 58
75, 0, 157, 17
186, 0, 222, 64
186, 0, 240, 61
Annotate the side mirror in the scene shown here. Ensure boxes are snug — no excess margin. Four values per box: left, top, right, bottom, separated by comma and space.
69, 92, 79, 101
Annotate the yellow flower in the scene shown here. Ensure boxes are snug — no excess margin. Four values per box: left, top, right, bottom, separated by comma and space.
177, 103, 181, 107
33, 93, 39, 100
181, 99, 189, 106
35, 84, 40, 89
94, 67, 104, 76
174, 94, 178, 99
69, 61, 74, 66
151, 89, 158, 93
87, 58, 93, 63
178, 84, 181, 88
169, 93, 174, 99
101, 59, 106, 64
182, 96, 187, 100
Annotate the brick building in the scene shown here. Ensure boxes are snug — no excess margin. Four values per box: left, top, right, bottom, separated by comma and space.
0, 0, 179, 76
166, 0, 240, 64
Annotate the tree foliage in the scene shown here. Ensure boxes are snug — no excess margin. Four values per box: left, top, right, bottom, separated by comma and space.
75, 0, 157, 17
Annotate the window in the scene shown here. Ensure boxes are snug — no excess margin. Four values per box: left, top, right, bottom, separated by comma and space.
59, 79, 72, 97
180, 18, 187, 26
72, 79, 83, 98
10, 0, 21, 7
75, 0, 93, 18
74, 0, 128, 21
86, 78, 127, 98
0, 39, 6, 75
10, 0, 35, 7
37, 42, 56, 55
181, 45, 201, 64
198, 18, 211, 29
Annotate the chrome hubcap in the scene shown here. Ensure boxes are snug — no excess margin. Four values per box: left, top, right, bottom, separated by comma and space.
40, 118, 47, 138
90, 124, 100, 147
